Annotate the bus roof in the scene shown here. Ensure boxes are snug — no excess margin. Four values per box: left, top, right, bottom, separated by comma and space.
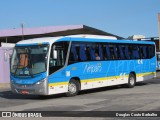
16, 35, 155, 46
16, 37, 62, 45
66, 34, 117, 39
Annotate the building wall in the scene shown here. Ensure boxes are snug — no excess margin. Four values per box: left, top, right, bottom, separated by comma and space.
0, 47, 13, 88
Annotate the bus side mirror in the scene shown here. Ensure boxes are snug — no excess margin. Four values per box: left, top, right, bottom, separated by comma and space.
53, 50, 57, 59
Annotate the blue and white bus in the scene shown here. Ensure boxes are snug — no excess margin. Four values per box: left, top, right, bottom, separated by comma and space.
10, 35, 156, 96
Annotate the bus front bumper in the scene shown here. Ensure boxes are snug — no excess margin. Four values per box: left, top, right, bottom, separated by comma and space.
10, 78, 48, 95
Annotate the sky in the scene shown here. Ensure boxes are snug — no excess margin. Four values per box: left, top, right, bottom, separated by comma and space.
0, 0, 160, 38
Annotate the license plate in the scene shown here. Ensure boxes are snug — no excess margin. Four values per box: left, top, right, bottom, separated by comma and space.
21, 90, 29, 94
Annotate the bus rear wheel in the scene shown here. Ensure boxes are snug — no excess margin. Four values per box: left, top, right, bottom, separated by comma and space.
66, 79, 80, 97
127, 73, 136, 88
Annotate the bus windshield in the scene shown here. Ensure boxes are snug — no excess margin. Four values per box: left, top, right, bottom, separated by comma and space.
11, 44, 49, 76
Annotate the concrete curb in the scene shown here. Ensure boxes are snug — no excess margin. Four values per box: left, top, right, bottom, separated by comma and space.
0, 83, 10, 89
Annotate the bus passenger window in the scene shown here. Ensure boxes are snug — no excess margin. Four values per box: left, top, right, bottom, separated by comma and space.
141, 46, 147, 59
118, 45, 125, 59
79, 44, 87, 61
89, 46, 96, 60
95, 52, 100, 60
113, 45, 118, 59
109, 45, 119, 60
131, 46, 139, 59
98, 45, 103, 60
125, 46, 130, 59
110, 46, 115, 59
106, 45, 110, 59
148, 45, 155, 58
69, 45, 78, 64
102, 45, 107, 60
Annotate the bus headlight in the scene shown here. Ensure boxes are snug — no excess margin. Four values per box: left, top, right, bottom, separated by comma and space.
36, 78, 47, 85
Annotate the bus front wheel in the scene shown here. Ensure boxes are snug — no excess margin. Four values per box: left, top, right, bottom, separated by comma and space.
127, 73, 136, 88
66, 79, 80, 97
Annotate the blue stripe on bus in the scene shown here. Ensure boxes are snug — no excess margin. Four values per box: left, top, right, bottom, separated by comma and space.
48, 71, 156, 86
56, 37, 155, 44
47, 58, 156, 84
10, 72, 47, 84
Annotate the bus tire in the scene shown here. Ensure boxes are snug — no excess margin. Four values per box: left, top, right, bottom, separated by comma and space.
127, 73, 136, 88
66, 79, 80, 97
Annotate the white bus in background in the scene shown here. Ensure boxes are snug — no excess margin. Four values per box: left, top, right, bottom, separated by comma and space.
156, 52, 160, 70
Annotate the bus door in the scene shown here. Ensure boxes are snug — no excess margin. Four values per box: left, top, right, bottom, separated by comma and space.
48, 42, 69, 94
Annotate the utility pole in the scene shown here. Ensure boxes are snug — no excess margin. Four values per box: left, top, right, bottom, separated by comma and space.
21, 23, 24, 40
158, 13, 160, 51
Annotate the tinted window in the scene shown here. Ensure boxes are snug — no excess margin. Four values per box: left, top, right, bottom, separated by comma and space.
68, 41, 155, 64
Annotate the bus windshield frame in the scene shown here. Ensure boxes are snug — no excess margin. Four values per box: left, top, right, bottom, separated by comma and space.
10, 44, 49, 77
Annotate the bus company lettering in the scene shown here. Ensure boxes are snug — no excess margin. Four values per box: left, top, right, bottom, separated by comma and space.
83, 63, 102, 74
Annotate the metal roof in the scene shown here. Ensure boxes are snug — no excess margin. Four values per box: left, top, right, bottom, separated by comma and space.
0, 25, 124, 43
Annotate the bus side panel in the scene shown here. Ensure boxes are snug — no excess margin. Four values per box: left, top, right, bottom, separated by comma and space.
47, 56, 156, 95
64, 61, 127, 91
68, 62, 106, 90
48, 71, 69, 95
136, 57, 156, 82
115, 60, 129, 85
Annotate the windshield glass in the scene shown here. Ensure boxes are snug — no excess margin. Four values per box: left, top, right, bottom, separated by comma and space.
11, 44, 49, 76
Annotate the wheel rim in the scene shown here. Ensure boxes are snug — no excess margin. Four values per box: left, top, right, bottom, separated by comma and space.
130, 76, 135, 86
68, 83, 77, 94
